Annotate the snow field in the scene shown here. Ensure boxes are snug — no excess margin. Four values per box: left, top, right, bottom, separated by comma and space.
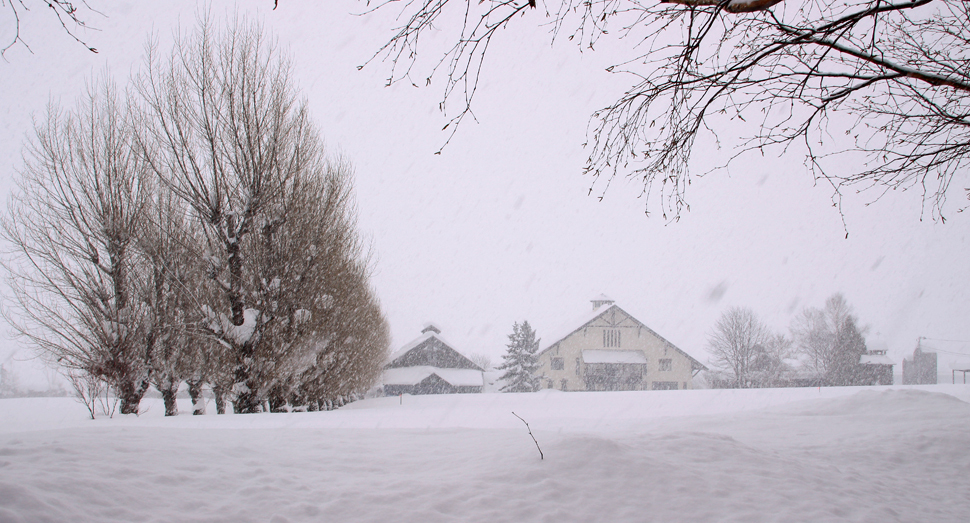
1, 385, 969, 522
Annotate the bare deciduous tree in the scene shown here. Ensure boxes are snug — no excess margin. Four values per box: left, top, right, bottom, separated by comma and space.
136, 17, 310, 413
2, 76, 152, 414
65, 368, 112, 419
366, 0, 970, 219
256, 158, 384, 412
707, 306, 773, 388
290, 252, 391, 411
138, 187, 203, 416
5, 14, 389, 416
137, 16, 389, 413
748, 333, 794, 388
469, 353, 493, 371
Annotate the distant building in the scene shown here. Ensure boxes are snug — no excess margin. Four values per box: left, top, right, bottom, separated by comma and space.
536, 296, 706, 391
951, 362, 970, 384
382, 324, 484, 395
858, 346, 894, 386
902, 343, 938, 385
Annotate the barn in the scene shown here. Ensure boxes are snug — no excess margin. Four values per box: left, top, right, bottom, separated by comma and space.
382, 324, 484, 395
537, 296, 706, 391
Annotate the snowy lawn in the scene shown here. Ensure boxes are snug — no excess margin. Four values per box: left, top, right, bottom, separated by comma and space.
2, 385, 969, 522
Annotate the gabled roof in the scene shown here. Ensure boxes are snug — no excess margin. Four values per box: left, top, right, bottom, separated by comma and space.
540, 303, 707, 372
386, 326, 483, 371
386, 331, 437, 363
540, 301, 616, 350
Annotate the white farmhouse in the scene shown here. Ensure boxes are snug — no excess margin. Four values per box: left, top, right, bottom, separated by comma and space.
537, 296, 706, 391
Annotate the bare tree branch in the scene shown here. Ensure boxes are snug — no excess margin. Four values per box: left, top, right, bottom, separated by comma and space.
365, 0, 970, 220
1, 0, 102, 57
660, 0, 785, 14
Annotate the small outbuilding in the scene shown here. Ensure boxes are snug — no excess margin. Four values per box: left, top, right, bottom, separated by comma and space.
858, 346, 894, 386
903, 343, 938, 385
382, 324, 484, 395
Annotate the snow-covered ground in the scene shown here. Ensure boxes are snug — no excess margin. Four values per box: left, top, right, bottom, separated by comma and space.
2, 385, 969, 522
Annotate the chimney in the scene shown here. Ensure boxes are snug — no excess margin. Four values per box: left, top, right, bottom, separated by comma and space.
591, 294, 615, 310
421, 323, 442, 335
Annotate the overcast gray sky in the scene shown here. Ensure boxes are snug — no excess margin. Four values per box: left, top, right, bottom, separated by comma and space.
2, 0, 968, 386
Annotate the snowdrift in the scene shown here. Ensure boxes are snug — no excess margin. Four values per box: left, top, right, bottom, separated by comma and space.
1, 385, 969, 522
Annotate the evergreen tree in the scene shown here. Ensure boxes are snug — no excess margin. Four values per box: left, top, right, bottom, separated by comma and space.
497, 321, 541, 393
829, 316, 868, 386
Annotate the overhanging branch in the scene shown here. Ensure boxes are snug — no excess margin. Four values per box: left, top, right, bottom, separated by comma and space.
659, 0, 785, 14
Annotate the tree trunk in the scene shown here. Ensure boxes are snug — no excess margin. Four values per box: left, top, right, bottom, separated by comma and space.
213, 385, 227, 415
117, 378, 149, 415
269, 392, 288, 413
160, 386, 178, 417
232, 378, 262, 414
187, 379, 206, 415
232, 389, 262, 413
232, 344, 262, 413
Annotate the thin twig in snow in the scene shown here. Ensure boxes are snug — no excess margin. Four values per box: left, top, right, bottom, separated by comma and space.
512, 411, 543, 460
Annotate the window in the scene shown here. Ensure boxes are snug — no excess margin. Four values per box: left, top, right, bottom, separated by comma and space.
560, 379, 568, 391
659, 358, 672, 372
603, 329, 621, 347
575, 357, 582, 375
551, 357, 564, 370
652, 381, 679, 390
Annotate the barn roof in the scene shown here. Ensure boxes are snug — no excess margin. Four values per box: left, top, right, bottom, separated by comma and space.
386, 331, 437, 364
539, 302, 707, 372
386, 326, 482, 371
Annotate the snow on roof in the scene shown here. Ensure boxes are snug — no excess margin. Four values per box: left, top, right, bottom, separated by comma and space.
860, 354, 895, 365
382, 366, 484, 387
386, 332, 436, 363
582, 350, 647, 364
538, 302, 706, 371
948, 360, 970, 371
386, 326, 467, 365
540, 302, 615, 353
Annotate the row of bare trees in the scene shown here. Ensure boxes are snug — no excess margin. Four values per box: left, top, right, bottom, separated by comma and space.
1, 17, 390, 416
707, 294, 869, 388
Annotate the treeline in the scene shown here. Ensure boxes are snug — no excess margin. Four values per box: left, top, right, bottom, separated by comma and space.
1, 17, 389, 416
706, 293, 880, 389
